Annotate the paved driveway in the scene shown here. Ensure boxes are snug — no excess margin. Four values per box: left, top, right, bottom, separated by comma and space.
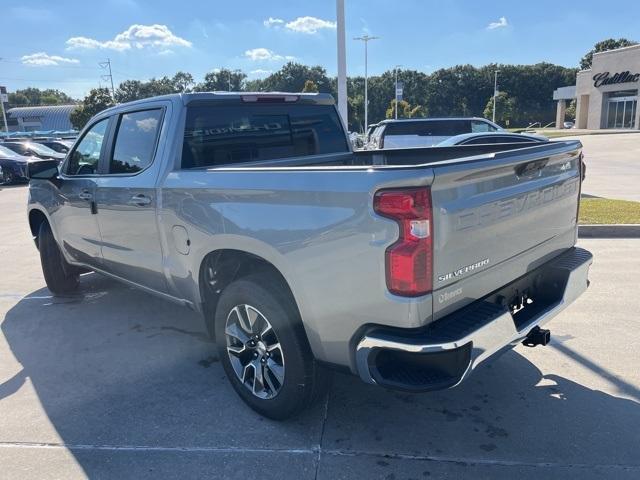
561, 132, 640, 201
1, 185, 639, 479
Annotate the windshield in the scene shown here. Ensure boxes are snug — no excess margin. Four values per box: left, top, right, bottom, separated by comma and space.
26, 143, 60, 156
0, 145, 22, 159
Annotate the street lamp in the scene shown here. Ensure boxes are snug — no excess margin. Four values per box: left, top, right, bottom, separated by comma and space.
354, 34, 379, 132
492, 69, 500, 124
394, 64, 403, 120
336, 0, 348, 126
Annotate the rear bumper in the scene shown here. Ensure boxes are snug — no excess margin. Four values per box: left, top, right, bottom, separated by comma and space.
355, 247, 592, 391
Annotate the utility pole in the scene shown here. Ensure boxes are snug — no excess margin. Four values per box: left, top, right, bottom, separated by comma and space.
99, 58, 115, 99
394, 65, 403, 120
492, 69, 499, 124
354, 34, 379, 133
0, 59, 8, 133
0, 86, 9, 133
336, 0, 348, 127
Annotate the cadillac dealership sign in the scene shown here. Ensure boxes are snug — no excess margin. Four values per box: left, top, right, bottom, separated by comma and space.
593, 71, 640, 88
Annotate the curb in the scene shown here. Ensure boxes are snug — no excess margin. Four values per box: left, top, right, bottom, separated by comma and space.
579, 224, 640, 238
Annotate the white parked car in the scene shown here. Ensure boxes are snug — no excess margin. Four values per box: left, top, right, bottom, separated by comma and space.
366, 117, 503, 149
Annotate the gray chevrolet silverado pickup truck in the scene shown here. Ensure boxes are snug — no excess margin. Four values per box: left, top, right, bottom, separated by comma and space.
27, 92, 592, 419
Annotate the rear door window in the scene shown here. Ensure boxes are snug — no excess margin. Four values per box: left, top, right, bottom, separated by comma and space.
109, 109, 163, 174
384, 120, 471, 137
182, 103, 348, 168
471, 120, 498, 132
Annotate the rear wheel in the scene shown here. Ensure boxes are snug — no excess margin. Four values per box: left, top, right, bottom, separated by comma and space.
2, 169, 14, 185
38, 221, 80, 295
214, 273, 326, 419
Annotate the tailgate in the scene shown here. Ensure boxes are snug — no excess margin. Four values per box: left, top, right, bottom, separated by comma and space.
430, 141, 582, 319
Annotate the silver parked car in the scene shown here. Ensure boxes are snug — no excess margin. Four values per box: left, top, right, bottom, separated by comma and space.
436, 131, 549, 147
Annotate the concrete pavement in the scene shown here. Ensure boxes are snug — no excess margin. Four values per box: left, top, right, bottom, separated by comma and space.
559, 132, 640, 201
1, 185, 639, 479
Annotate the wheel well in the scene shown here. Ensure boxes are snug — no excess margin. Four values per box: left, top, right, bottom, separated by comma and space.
28, 209, 48, 249
199, 249, 299, 330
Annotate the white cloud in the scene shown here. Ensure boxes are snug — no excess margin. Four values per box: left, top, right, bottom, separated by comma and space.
21, 52, 79, 66
250, 69, 273, 76
244, 48, 295, 62
487, 17, 508, 30
285, 16, 336, 34
263, 17, 284, 28
135, 117, 158, 132
66, 24, 192, 51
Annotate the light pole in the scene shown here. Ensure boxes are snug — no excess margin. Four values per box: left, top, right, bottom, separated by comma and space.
336, 0, 348, 126
394, 64, 403, 120
492, 69, 500, 124
354, 34, 379, 132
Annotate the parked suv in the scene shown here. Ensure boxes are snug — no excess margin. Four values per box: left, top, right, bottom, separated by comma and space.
367, 117, 503, 149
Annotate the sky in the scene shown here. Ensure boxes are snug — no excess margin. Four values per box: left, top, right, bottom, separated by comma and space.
1, 0, 639, 99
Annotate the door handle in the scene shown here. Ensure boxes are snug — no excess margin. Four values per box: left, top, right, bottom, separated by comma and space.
128, 194, 152, 206
78, 191, 93, 201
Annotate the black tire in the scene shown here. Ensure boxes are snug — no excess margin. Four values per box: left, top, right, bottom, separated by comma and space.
214, 273, 327, 420
38, 221, 80, 295
2, 170, 14, 185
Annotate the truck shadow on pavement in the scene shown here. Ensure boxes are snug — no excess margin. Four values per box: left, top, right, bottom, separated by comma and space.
1, 273, 639, 477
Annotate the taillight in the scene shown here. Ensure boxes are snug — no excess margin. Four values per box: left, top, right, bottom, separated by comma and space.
374, 188, 433, 296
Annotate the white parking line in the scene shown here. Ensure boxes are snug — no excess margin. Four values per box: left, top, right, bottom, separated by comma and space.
0, 442, 638, 470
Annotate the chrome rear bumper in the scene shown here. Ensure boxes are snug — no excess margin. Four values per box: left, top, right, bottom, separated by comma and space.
355, 247, 592, 391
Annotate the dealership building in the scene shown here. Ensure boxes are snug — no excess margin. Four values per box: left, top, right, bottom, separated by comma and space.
554, 44, 640, 129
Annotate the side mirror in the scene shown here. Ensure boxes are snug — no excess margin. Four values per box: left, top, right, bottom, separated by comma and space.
28, 159, 60, 181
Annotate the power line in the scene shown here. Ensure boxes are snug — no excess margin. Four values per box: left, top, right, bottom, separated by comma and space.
0, 77, 96, 84
99, 58, 115, 98
0, 57, 102, 71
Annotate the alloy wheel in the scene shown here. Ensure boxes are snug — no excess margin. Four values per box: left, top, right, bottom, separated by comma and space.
224, 304, 285, 399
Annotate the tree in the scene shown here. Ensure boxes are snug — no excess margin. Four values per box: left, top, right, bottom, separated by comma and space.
385, 99, 425, 119
115, 72, 195, 103
194, 69, 247, 92
565, 99, 577, 121
302, 80, 319, 93
70, 88, 114, 130
8, 88, 75, 106
483, 92, 516, 126
172, 72, 195, 92
580, 38, 638, 69
252, 62, 332, 93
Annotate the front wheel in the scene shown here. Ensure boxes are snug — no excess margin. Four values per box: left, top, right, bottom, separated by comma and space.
214, 273, 326, 420
38, 221, 80, 295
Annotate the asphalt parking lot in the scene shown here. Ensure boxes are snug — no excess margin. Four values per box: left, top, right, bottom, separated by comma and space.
1, 184, 639, 479
564, 132, 640, 201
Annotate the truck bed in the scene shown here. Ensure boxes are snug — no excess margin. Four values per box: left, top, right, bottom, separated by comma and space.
202, 140, 580, 169
164, 139, 582, 367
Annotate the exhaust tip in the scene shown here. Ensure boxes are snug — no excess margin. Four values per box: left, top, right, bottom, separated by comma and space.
522, 326, 551, 347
